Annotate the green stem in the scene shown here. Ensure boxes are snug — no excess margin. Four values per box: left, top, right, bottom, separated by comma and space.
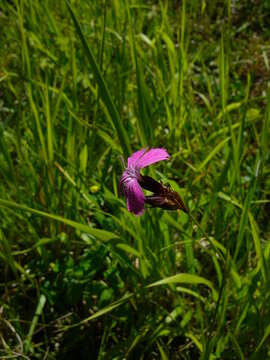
187, 211, 226, 263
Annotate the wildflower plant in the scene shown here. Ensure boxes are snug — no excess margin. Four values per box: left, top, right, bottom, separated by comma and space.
120, 148, 188, 215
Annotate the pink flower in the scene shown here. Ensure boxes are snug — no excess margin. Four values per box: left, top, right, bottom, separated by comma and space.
119, 148, 170, 215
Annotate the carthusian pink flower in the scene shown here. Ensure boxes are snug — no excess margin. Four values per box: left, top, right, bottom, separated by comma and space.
119, 148, 170, 215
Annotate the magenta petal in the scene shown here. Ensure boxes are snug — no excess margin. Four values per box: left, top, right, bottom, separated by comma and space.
128, 148, 147, 167
136, 148, 170, 168
125, 179, 145, 215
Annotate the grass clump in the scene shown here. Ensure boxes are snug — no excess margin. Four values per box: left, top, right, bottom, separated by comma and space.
0, 0, 270, 358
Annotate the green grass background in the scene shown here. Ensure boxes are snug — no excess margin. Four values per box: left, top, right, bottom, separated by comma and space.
0, 0, 270, 358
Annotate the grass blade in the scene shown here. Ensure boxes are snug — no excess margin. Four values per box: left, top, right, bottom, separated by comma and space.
24, 294, 46, 354
0, 199, 118, 242
66, 1, 131, 157
146, 273, 218, 300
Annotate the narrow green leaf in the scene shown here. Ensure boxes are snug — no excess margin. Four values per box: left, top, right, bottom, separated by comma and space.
146, 273, 218, 300
198, 137, 230, 171
229, 331, 245, 360
0, 199, 118, 242
44, 82, 54, 162
216, 101, 242, 120
185, 332, 203, 352
116, 243, 141, 258
248, 213, 266, 282
27, 85, 48, 164
61, 293, 134, 330
66, 1, 131, 157
255, 322, 270, 352
135, 57, 153, 146
156, 341, 169, 360
25, 294, 47, 353
79, 144, 88, 175
233, 177, 256, 261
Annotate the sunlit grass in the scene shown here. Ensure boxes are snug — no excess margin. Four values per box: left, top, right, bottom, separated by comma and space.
0, 0, 270, 358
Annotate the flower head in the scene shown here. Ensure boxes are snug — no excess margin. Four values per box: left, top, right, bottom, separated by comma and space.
119, 148, 170, 215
